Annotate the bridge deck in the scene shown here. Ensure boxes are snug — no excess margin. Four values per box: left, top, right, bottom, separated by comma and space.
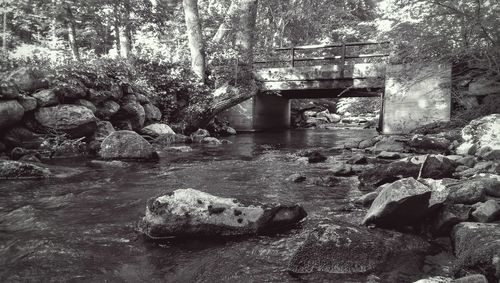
254, 63, 386, 98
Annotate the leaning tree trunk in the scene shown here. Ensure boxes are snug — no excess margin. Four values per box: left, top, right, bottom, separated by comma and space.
114, 4, 121, 57
211, 0, 238, 44
186, 0, 259, 132
64, 5, 80, 61
183, 0, 206, 83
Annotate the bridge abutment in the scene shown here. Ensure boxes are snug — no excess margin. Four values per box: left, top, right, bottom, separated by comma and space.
220, 94, 290, 131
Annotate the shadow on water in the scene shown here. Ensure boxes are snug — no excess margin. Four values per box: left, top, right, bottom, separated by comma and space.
0, 128, 430, 282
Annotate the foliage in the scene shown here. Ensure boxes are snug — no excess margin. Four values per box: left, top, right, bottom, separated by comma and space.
336, 97, 381, 115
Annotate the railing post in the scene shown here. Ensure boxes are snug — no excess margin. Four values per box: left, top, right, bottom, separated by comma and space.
290, 47, 295, 67
340, 43, 346, 78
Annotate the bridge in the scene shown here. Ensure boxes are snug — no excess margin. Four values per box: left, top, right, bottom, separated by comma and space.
221, 42, 452, 134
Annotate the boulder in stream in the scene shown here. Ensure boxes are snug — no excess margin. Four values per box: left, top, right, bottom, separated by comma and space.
451, 222, 500, 282
138, 188, 307, 238
99, 130, 158, 161
0, 160, 51, 179
288, 220, 429, 275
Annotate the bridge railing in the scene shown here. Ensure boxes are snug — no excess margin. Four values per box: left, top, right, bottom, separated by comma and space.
254, 41, 390, 77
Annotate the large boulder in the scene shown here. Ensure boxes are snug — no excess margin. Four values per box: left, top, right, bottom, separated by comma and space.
96, 100, 120, 120
99, 130, 158, 160
31, 89, 59, 107
74, 99, 97, 114
288, 221, 429, 275
17, 95, 37, 112
34, 105, 97, 137
409, 134, 452, 151
53, 80, 87, 99
471, 200, 500, 223
143, 103, 162, 122
141, 123, 175, 138
451, 222, 500, 282
120, 101, 145, 130
358, 158, 421, 188
419, 155, 457, 179
2, 126, 43, 149
138, 188, 307, 238
6, 67, 48, 93
456, 114, 500, 155
0, 100, 24, 129
0, 160, 51, 179
0, 80, 20, 99
432, 204, 471, 236
88, 121, 115, 153
372, 136, 408, 153
362, 177, 434, 228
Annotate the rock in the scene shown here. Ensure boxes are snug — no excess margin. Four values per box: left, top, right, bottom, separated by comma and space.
138, 188, 307, 238
358, 138, 377, 149
0, 100, 25, 131
456, 114, 500, 155
34, 105, 97, 138
0, 160, 51, 179
99, 130, 158, 160
354, 192, 379, 206
451, 222, 500, 281
87, 160, 130, 169
6, 67, 48, 93
53, 81, 87, 99
16, 95, 37, 112
447, 179, 487, 205
2, 126, 43, 149
87, 89, 114, 104
479, 147, 500, 161
286, 173, 306, 183
432, 204, 471, 236
456, 156, 476, 167
135, 93, 149, 104
347, 154, 367, 164
363, 177, 433, 228
201, 137, 222, 145
329, 113, 342, 123
305, 151, 327, 163
0, 80, 19, 99
455, 161, 500, 178
343, 139, 361, 149
287, 221, 429, 274
143, 103, 162, 122
153, 133, 191, 145
471, 200, 500, 223
88, 121, 115, 153
190, 129, 210, 143
451, 274, 488, 283
377, 151, 401, 159
359, 159, 421, 188
31, 89, 59, 107
74, 99, 97, 113
121, 101, 145, 130
163, 146, 192, 153
222, 126, 237, 135
373, 136, 408, 153
18, 154, 41, 163
141, 123, 175, 138
329, 163, 354, 176
472, 175, 500, 197
409, 134, 451, 151
10, 147, 40, 161
312, 175, 341, 187
419, 155, 457, 179
96, 100, 120, 120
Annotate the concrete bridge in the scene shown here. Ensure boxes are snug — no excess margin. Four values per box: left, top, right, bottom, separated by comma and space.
221, 42, 452, 134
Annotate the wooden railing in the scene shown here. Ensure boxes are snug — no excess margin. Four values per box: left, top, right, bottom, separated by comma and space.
254, 41, 390, 78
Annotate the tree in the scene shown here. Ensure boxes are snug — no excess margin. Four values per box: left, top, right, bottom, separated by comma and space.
64, 1, 80, 60
183, 0, 206, 82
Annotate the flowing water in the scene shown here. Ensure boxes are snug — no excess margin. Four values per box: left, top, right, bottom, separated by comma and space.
0, 128, 432, 282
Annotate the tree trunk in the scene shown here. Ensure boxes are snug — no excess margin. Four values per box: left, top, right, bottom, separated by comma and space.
114, 5, 121, 57
186, 0, 259, 132
65, 5, 80, 61
211, 0, 238, 44
183, 0, 206, 83
123, 0, 132, 59
2, 11, 6, 51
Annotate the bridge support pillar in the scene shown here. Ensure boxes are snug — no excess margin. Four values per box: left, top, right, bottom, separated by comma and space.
382, 63, 451, 134
220, 94, 290, 132
253, 94, 291, 130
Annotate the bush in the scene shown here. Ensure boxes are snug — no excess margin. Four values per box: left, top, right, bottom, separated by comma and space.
336, 97, 381, 115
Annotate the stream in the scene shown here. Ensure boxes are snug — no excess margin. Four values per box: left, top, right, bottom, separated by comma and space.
0, 128, 436, 282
